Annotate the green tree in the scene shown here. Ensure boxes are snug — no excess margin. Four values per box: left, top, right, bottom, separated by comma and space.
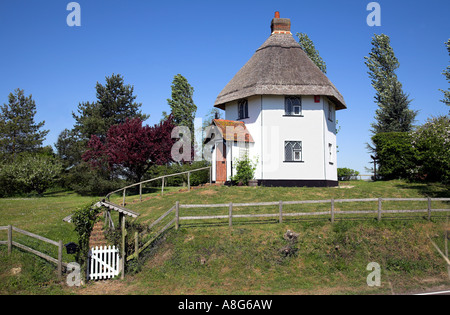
296, 33, 327, 74
164, 74, 197, 136
440, 39, 450, 107
72, 73, 149, 142
364, 34, 417, 134
55, 128, 84, 169
0, 89, 49, 160
58, 74, 148, 171
411, 116, 450, 183
0, 154, 62, 196
371, 132, 418, 180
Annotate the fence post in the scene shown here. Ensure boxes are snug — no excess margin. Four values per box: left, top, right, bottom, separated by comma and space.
187, 172, 191, 191
139, 184, 142, 202
209, 166, 212, 185
135, 231, 139, 261
121, 215, 126, 280
175, 201, 180, 230
378, 198, 382, 221
331, 199, 335, 223
427, 197, 432, 221
123, 189, 126, 206
229, 203, 233, 227
58, 240, 63, 281
7, 225, 12, 254
279, 201, 283, 224
161, 177, 165, 196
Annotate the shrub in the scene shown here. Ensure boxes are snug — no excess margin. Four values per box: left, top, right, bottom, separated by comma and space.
66, 162, 126, 196
337, 168, 360, 181
231, 154, 257, 186
145, 161, 210, 187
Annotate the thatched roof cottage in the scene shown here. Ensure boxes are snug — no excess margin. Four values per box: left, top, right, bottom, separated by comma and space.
208, 12, 346, 187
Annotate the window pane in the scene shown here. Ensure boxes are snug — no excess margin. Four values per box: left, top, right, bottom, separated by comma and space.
293, 142, 302, 151
285, 97, 301, 115
238, 100, 248, 119
285, 142, 293, 161
285, 98, 293, 115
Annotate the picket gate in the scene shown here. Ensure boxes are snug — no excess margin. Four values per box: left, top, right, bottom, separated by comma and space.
88, 246, 121, 280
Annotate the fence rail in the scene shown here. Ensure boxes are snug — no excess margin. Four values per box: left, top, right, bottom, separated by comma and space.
0, 225, 66, 280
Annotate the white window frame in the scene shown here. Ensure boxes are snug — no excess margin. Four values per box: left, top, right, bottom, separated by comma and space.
285, 96, 303, 116
238, 99, 249, 120
328, 101, 334, 122
284, 141, 303, 162
328, 143, 333, 164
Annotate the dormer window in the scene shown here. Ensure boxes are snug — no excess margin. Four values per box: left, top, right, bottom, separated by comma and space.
285, 96, 302, 116
238, 99, 249, 120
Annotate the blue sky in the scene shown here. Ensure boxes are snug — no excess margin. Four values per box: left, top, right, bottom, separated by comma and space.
0, 0, 448, 174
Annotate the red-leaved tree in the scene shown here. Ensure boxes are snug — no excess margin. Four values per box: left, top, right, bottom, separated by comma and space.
83, 116, 176, 182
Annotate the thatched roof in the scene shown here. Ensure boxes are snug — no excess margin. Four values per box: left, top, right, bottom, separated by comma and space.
214, 14, 346, 110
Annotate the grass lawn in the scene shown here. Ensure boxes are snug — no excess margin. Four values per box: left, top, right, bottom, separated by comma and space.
0, 180, 449, 295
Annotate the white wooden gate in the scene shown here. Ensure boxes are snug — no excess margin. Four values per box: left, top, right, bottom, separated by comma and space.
88, 246, 121, 280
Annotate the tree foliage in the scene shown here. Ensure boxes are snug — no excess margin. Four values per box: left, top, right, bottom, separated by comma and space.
0, 153, 62, 196
369, 116, 449, 184
411, 116, 450, 183
337, 168, 360, 181
296, 33, 327, 74
0, 89, 49, 160
83, 116, 176, 182
56, 74, 150, 193
365, 34, 417, 134
231, 154, 258, 186
55, 128, 85, 169
440, 39, 450, 107
72, 73, 149, 142
372, 132, 417, 180
71, 202, 101, 278
164, 74, 197, 136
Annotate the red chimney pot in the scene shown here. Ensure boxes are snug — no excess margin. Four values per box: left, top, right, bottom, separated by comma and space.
274, 11, 280, 19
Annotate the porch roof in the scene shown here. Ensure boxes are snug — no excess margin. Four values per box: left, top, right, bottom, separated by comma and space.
212, 119, 255, 143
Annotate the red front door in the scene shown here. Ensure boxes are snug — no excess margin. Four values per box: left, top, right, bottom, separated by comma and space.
216, 142, 227, 183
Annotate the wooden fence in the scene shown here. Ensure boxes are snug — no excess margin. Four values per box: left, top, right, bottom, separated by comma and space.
105, 166, 212, 205
126, 197, 450, 263
175, 197, 450, 226
0, 225, 66, 280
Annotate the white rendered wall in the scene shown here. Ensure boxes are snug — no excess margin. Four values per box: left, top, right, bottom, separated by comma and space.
323, 97, 338, 181
221, 95, 338, 182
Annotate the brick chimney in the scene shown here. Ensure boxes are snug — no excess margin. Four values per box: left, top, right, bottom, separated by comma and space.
271, 11, 291, 34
